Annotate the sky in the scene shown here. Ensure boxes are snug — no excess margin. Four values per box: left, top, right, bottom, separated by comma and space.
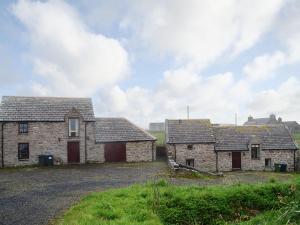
0, 0, 300, 128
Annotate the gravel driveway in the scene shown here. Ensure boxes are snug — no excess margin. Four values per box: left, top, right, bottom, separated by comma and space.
0, 162, 168, 225
0, 161, 295, 225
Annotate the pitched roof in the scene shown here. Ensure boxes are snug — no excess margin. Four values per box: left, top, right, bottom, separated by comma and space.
166, 119, 215, 144
0, 96, 95, 122
95, 118, 156, 143
214, 125, 298, 151
244, 118, 270, 125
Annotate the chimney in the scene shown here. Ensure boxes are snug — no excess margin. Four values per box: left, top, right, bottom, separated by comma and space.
269, 114, 276, 121
278, 117, 282, 123
248, 115, 253, 122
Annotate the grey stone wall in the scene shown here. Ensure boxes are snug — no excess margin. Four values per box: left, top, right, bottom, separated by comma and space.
126, 141, 155, 162
2, 111, 96, 167
167, 143, 216, 172
92, 143, 105, 163
217, 150, 296, 172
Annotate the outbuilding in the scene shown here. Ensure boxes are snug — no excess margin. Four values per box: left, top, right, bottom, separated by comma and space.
94, 118, 156, 163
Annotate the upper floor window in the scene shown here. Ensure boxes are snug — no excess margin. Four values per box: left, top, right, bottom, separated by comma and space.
18, 143, 29, 160
187, 144, 193, 150
69, 118, 79, 137
251, 144, 260, 159
19, 122, 28, 134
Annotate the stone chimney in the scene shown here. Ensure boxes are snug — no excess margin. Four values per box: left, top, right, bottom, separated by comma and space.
248, 115, 253, 122
269, 114, 276, 123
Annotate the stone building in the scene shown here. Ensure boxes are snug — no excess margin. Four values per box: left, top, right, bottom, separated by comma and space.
0, 96, 155, 167
244, 114, 300, 134
166, 119, 298, 172
94, 118, 156, 162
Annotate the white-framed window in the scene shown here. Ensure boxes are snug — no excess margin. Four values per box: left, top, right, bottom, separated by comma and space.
251, 144, 260, 159
69, 118, 79, 137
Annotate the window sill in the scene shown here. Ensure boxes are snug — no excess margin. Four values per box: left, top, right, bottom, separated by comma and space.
18, 159, 29, 161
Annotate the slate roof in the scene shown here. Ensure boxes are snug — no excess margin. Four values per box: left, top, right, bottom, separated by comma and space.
95, 118, 156, 143
214, 125, 298, 151
244, 118, 270, 125
0, 96, 95, 122
166, 119, 215, 144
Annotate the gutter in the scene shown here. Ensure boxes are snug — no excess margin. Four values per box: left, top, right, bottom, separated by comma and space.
1, 122, 5, 168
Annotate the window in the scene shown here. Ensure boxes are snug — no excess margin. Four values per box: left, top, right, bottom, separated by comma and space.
18, 143, 29, 160
186, 159, 195, 167
69, 118, 79, 137
251, 144, 260, 159
19, 122, 28, 134
265, 158, 271, 167
187, 144, 193, 150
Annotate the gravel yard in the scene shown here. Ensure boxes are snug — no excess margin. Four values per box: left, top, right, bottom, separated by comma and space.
0, 161, 296, 225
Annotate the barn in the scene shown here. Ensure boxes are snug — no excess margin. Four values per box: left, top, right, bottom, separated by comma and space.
94, 118, 157, 162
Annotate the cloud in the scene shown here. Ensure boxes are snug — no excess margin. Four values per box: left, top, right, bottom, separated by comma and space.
248, 77, 300, 121
11, 0, 129, 96
243, 51, 287, 81
120, 0, 285, 69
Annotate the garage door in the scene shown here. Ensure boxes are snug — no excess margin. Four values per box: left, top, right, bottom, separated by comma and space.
105, 143, 126, 162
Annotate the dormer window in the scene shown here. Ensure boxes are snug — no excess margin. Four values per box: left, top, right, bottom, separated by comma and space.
19, 122, 28, 134
251, 144, 260, 159
69, 118, 79, 137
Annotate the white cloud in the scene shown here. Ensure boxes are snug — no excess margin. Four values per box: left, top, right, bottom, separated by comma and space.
248, 77, 300, 121
12, 0, 129, 96
121, 0, 284, 69
243, 51, 287, 81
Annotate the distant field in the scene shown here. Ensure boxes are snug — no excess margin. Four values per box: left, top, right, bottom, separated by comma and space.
294, 132, 300, 146
149, 131, 165, 146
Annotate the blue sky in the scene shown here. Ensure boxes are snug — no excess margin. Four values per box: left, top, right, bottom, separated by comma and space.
1, 0, 300, 127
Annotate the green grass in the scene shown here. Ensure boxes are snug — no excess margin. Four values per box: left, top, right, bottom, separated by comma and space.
149, 131, 165, 146
293, 132, 300, 146
55, 177, 300, 225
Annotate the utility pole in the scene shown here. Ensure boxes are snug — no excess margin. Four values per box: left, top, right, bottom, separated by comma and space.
187, 106, 190, 120
235, 113, 237, 126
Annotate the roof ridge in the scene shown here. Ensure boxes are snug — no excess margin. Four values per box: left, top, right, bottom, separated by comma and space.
2, 96, 91, 100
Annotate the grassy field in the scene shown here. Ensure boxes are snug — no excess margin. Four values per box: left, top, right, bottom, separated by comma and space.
294, 132, 300, 146
55, 177, 300, 225
149, 131, 165, 146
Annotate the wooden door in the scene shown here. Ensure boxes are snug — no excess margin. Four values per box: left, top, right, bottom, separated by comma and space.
105, 143, 126, 162
232, 152, 241, 170
68, 142, 80, 163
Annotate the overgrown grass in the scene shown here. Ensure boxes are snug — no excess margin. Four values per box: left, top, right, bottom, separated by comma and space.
293, 132, 300, 147
149, 131, 165, 146
55, 177, 300, 225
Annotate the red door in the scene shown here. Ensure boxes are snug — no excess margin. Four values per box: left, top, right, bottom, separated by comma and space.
105, 143, 126, 162
232, 152, 241, 170
68, 142, 80, 163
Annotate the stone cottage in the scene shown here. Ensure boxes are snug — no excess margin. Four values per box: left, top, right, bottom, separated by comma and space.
244, 114, 300, 134
94, 118, 156, 163
166, 119, 298, 172
0, 96, 155, 167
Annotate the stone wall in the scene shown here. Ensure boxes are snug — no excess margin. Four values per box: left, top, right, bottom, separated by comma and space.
92, 143, 105, 163
217, 150, 296, 172
2, 112, 97, 167
126, 141, 155, 162
167, 143, 216, 172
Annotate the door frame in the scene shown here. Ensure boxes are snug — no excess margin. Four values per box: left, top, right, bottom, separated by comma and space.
67, 141, 80, 163
232, 151, 241, 170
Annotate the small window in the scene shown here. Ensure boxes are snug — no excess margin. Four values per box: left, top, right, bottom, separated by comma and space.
69, 118, 79, 137
186, 159, 195, 167
19, 122, 28, 134
265, 158, 271, 167
187, 145, 193, 150
251, 144, 260, 159
18, 143, 29, 160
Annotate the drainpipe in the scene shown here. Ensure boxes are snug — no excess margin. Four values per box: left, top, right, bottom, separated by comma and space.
215, 149, 219, 172
174, 144, 177, 161
151, 141, 154, 161
1, 122, 5, 168
84, 122, 87, 163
